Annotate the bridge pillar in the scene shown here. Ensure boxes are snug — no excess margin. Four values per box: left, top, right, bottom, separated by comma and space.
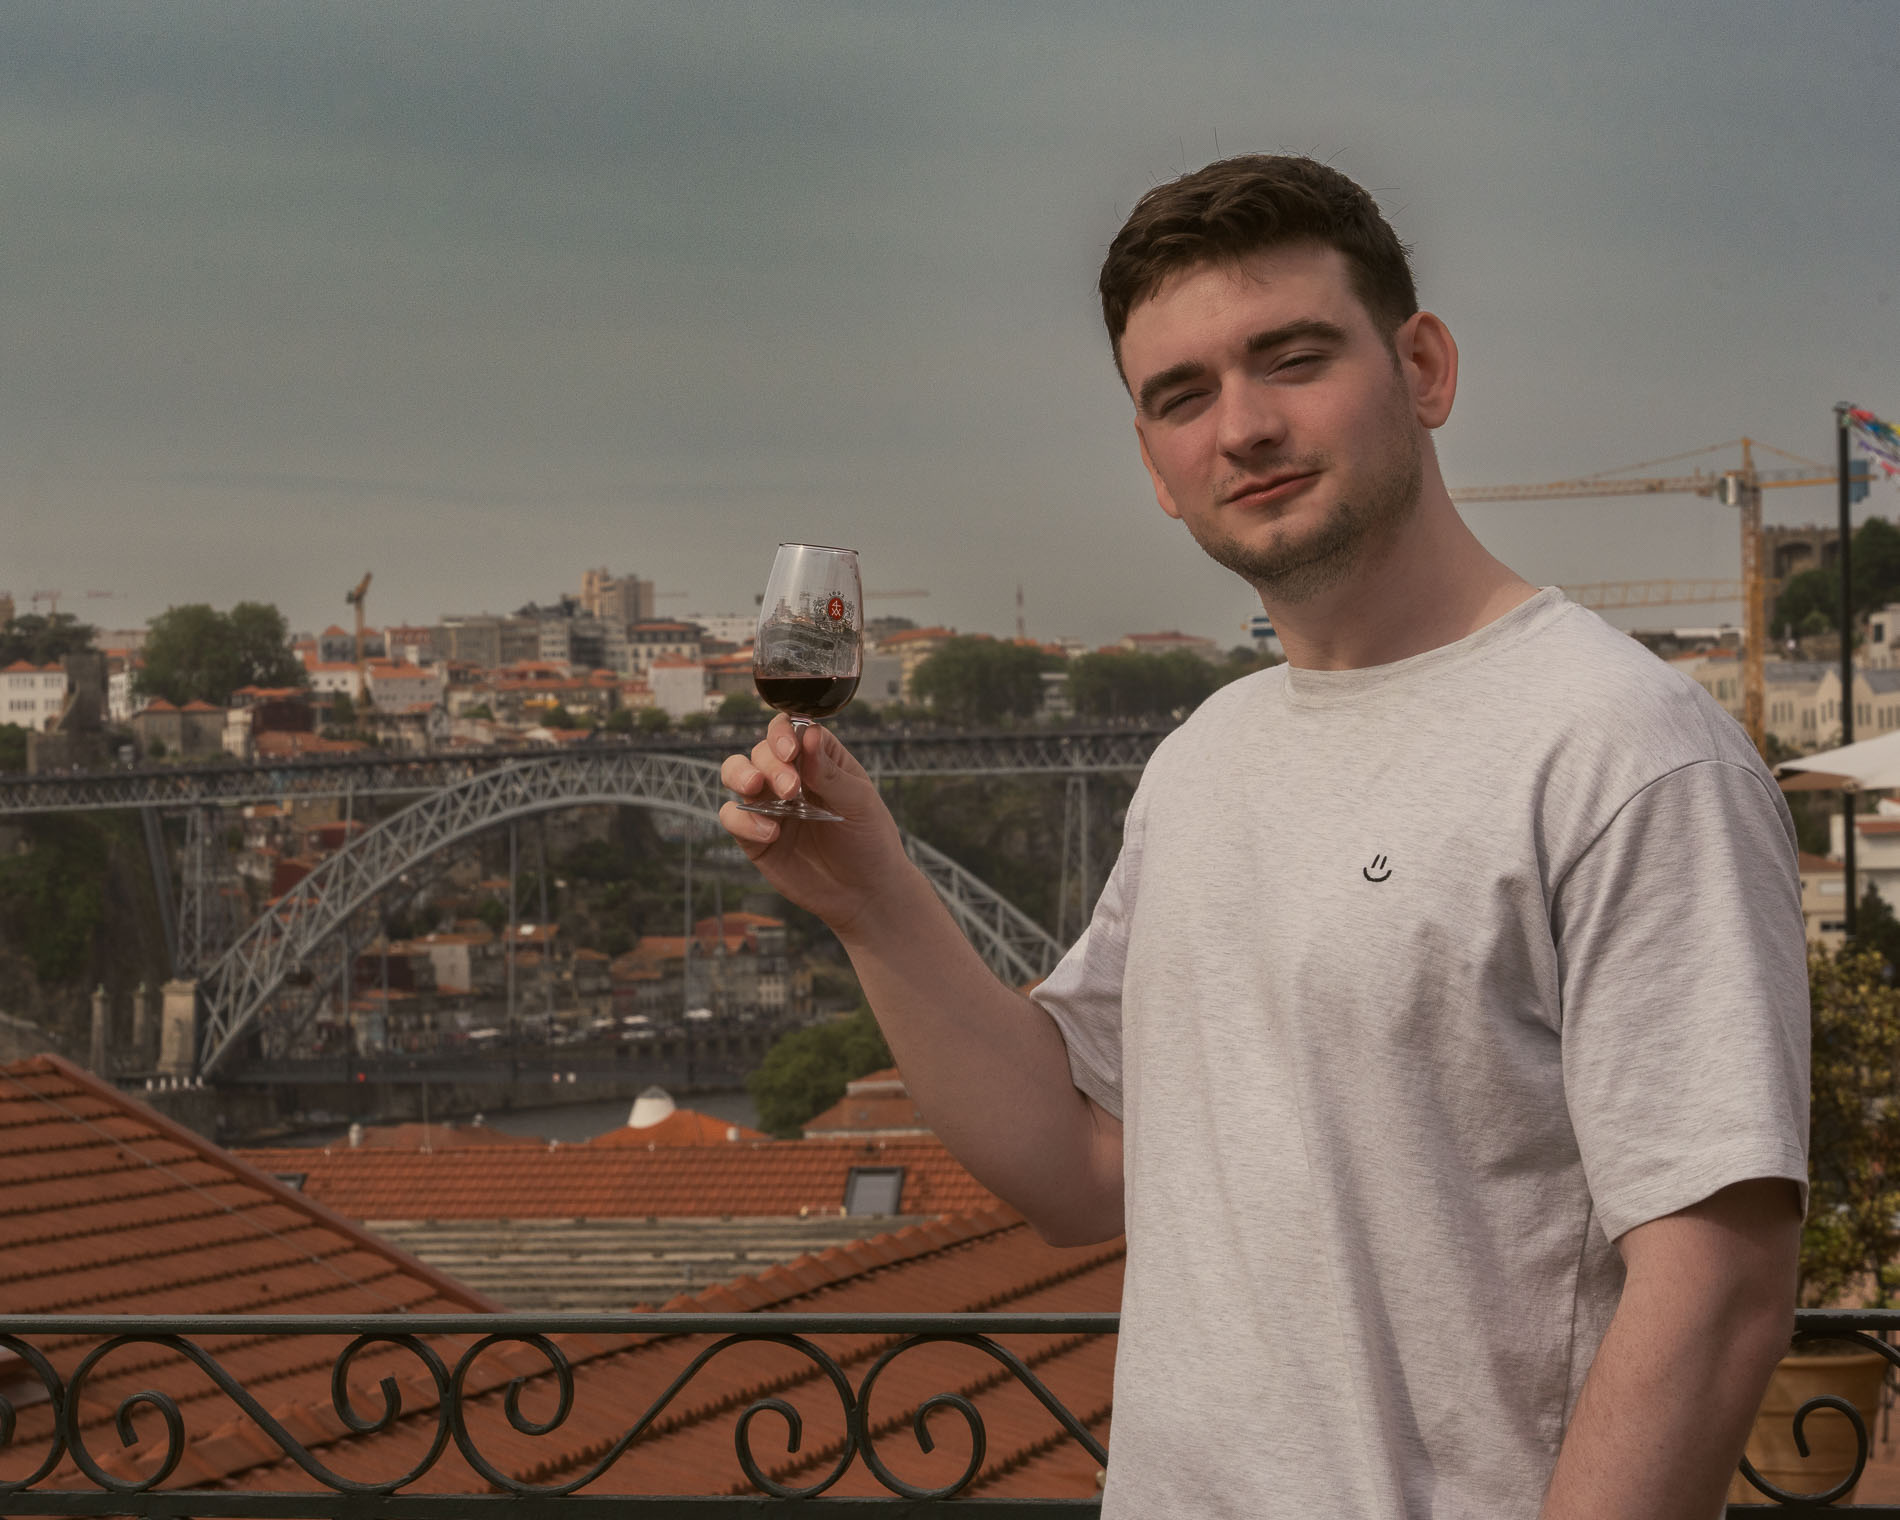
89, 985, 109, 1076
159, 980, 198, 1078
133, 981, 157, 1068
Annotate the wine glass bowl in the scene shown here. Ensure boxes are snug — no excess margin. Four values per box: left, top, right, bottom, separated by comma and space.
737, 543, 862, 823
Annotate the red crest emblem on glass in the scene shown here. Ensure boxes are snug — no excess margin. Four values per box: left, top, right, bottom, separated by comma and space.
826, 596, 845, 622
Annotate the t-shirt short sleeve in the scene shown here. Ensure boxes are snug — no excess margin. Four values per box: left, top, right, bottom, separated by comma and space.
1029, 800, 1146, 1120
1552, 758, 1811, 1243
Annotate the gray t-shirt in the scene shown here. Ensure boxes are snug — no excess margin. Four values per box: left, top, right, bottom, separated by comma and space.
1032, 586, 1810, 1518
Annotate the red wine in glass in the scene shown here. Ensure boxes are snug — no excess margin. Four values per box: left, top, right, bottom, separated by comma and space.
752, 674, 860, 719
736, 543, 863, 823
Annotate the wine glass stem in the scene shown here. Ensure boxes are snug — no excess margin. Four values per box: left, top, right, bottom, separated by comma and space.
788, 717, 813, 801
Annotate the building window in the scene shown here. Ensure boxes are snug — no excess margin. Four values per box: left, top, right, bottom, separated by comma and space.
843, 1166, 906, 1216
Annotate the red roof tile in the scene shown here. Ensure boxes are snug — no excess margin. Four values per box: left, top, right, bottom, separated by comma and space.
803, 1067, 931, 1139
322, 1121, 540, 1152
231, 1137, 1001, 1219
0, 1055, 498, 1490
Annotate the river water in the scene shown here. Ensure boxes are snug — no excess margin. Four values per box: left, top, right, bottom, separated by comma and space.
278, 1089, 763, 1148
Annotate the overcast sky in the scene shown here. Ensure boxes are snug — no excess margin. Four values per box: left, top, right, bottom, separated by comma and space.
5, 1, 1897, 652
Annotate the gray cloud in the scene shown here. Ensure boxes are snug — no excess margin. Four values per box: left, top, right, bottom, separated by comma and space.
3, 0, 1896, 646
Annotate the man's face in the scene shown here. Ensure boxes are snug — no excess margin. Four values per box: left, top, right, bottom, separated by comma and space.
1120, 244, 1429, 605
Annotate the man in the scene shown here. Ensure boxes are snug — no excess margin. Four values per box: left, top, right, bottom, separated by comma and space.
720, 156, 1809, 1518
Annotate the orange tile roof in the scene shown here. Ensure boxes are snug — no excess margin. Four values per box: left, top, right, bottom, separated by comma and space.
585, 1109, 768, 1147
878, 626, 956, 646
1798, 851, 1842, 873
230, 1136, 1001, 1220
803, 1067, 931, 1139
0, 1055, 498, 1490
313, 1121, 539, 1152
204, 1204, 1121, 1499
695, 912, 785, 934
804, 1093, 931, 1139
254, 731, 369, 757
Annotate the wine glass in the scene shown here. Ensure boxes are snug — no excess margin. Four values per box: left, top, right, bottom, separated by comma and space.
735, 542, 862, 823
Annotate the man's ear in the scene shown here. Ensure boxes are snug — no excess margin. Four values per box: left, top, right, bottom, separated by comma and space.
1396, 310, 1458, 430
1135, 421, 1184, 521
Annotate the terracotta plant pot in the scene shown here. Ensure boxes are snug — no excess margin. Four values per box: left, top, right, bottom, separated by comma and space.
1726, 1347, 1890, 1506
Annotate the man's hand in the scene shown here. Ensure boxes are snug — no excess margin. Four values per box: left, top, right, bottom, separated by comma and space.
718, 715, 912, 937
716, 711, 1124, 1245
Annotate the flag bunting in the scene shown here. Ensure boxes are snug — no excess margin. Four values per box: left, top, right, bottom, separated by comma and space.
1848, 407, 1900, 480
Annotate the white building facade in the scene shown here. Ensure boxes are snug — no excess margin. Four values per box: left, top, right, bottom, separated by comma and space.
1, 662, 68, 731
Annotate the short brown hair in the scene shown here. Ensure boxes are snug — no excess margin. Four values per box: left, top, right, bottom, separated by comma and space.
1099, 155, 1418, 373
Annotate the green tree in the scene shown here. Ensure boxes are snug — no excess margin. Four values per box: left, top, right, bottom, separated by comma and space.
1069, 649, 1225, 721
1850, 884, 1900, 983
637, 707, 671, 734
746, 1005, 892, 1137
462, 702, 493, 721
474, 897, 508, 934
0, 816, 107, 981
1803, 944, 1900, 1307
718, 691, 764, 723
678, 711, 712, 733
0, 613, 96, 667
911, 637, 1052, 725
544, 703, 577, 729
0, 724, 27, 773
1852, 516, 1900, 615
604, 707, 634, 733
137, 602, 306, 706
1775, 568, 1839, 638
328, 691, 357, 727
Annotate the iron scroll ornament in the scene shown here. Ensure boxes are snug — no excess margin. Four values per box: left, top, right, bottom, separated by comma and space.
56, 1330, 454, 1495
1731, 1327, 1900, 1508
444, 1329, 861, 1500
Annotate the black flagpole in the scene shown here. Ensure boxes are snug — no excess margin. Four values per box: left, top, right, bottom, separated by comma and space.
1839, 403, 1858, 942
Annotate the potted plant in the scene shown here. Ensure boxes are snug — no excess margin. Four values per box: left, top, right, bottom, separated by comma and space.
1729, 940, 1900, 1505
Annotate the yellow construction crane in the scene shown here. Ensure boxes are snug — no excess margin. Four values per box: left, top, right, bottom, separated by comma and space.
344, 572, 372, 701
1454, 439, 1869, 756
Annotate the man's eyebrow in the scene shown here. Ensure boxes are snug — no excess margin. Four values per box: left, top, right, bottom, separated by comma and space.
1244, 318, 1350, 355
1136, 360, 1207, 417
1135, 319, 1351, 416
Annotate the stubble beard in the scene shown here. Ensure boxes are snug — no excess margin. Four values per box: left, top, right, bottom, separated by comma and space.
1187, 419, 1425, 607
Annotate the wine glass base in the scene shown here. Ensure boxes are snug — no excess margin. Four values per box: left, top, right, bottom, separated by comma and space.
734, 796, 845, 824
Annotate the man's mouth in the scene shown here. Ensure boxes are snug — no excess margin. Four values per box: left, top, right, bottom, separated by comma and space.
1223, 472, 1318, 507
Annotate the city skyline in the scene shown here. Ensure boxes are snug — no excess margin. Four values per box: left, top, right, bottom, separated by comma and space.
5, 2, 1898, 650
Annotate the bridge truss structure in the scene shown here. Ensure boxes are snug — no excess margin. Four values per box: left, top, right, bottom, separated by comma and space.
3, 730, 1165, 999
192, 747, 1148, 1077
0, 730, 1169, 816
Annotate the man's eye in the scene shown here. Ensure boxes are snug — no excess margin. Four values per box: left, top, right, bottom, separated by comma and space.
1158, 391, 1204, 416
1276, 354, 1322, 373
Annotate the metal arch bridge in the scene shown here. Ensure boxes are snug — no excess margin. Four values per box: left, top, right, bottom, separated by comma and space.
193, 749, 1108, 1078
0, 729, 1172, 815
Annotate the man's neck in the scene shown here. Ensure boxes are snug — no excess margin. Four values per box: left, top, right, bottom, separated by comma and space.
1265, 498, 1540, 672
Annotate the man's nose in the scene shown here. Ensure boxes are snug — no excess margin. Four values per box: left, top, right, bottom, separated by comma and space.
1213, 378, 1286, 459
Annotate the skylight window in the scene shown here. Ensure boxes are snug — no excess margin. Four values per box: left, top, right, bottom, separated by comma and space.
843, 1166, 905, 1216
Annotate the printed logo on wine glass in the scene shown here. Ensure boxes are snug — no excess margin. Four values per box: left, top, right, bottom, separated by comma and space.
826, 596, 845, 622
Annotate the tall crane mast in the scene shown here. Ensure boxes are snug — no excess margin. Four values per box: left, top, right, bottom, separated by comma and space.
1453, 439, 1870, 757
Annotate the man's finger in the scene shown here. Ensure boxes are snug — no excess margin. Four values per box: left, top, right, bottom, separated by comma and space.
721, 753, 772, 796
719, 800, 780, 848
768, 711, 800, 762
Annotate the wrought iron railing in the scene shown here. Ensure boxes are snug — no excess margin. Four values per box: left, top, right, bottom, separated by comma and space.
2, 1312, 1896, 1513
